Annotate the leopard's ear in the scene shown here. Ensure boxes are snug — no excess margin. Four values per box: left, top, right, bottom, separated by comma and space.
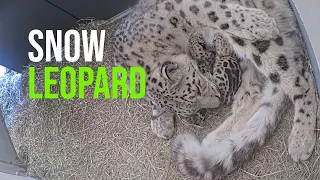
161, 61, 181, 81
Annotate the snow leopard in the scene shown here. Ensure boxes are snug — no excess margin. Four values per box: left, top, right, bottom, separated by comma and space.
112, 0, 319, 179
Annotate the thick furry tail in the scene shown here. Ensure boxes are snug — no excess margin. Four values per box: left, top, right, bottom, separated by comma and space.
172, 82, 289, 180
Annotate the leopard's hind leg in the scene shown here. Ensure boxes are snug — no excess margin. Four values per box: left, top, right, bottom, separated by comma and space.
190, 2, 318, 161
223, 0, 319, 162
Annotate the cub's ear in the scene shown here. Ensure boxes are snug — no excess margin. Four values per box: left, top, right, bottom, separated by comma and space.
161, 61, 181, 81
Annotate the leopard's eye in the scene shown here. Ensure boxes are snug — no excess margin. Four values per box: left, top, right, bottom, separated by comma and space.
161, 61, 178, 80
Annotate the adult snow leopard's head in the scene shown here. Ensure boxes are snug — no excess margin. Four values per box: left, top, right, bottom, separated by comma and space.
146, 54, 221, 117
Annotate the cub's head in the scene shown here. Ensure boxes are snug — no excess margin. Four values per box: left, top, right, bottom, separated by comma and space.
146, 54, 221, 117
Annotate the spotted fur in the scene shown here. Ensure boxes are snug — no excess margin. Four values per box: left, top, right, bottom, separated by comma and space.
113, 0, 278, 139
188, 31, 242, 106
113, 0, 318, 179
170, 0, 318, 179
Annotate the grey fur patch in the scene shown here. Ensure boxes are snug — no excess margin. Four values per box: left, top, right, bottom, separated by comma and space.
165, 2, 174, 11
274, 36, 284, 46
232, 19, 240, 27
252, 40, 270, 53
220, 4, 228, 9
171, 141, 183, 161
269, 72, 280, 84
175, 0, 182, 3
264, 123, 277, 141
154, 42, 166, 49
131, 51, 144, 58
253, 54, 262, 66
240, 13, 245, 22
272, 87, 278, 95
146, 66, 151, 74
198, 108, 207, 117
170, 17, 179, 28
137, 59, 144, 66
186, 20, 193, 27
225, 11, 232, 18
293, 94, 303, 101
211, 162, 225, 179
262, 0, 275, 9
284, 30, 296, 38
295, 77, 300, 87
231, 36, 245, 46
208, 11, 219, 22
204, 1, 212, 8
260, 102, 272, 108
120, 63, 130, 71
166, 34, 175, 40
119, 45, 124, 53
232, 141, 260, 168
201, 157, 211, 172
151, 78, 157, 83
277, 55, 289, 71
220, 23, 230, 30
189, 5, 200, 15
184, 159, 200, 177
179, 10, 186, 19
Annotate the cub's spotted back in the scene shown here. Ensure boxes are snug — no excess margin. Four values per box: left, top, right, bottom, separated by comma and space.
188, 30, 242, 106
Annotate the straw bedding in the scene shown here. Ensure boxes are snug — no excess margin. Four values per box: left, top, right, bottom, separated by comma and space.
0, 70, 22, 125
5, 19, 320, 180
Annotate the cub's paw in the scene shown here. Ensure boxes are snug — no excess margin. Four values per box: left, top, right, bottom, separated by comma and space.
185, 108, 208, 126
213, 32, 233, 56
151, 112, 176, 139
188, 32, 215, 62
288, 125, 316, 161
